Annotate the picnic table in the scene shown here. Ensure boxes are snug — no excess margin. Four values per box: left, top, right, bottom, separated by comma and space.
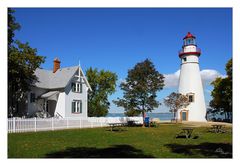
176, 127, 194, 139
127, 120, 137, 126
210, 124, 226, 133
108, 122, 127, 131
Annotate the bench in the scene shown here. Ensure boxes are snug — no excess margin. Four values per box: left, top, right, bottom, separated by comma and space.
209, 124, 226, 133
107, 122, 127, 131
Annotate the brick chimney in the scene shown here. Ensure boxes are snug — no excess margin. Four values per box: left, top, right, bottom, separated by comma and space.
53, 57, 61, 73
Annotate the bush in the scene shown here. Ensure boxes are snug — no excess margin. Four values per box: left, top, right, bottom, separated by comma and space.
150, 121, 157, 127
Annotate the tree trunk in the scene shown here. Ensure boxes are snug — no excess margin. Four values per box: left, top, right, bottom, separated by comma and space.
142, 111, 145, 127
174, 111, 177, 123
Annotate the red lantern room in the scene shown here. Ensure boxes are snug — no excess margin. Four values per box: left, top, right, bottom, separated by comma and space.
179, 32, 201, 58
183, 32, 196, 46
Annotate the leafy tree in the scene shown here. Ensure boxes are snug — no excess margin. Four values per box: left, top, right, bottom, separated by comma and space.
206, 108, 221, 121
124, 109, 141, 117
113, 59, 164, 126
86, 67, 117, 117
164, 92, 190, 122
8, 9, 21, 47
8, 9, 45, 117
226, 58, 232, 79
210, 58, 232, 122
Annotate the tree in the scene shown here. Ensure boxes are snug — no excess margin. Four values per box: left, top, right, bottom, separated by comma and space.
113, 59, 164, 126
8, 9, 21, 47
209, 58, 232, 122
86, 67, 118, 117
164, 92, 190, 122
8, 9, 45, 117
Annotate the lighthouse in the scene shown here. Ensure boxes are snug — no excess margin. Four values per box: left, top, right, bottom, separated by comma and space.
177, 32, 206, 122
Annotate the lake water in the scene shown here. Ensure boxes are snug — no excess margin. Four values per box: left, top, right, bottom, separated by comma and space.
107, 112, 228, 121
107, 112, 173, 120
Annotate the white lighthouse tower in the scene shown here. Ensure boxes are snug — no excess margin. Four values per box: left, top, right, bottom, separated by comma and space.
177, 32, 206, 122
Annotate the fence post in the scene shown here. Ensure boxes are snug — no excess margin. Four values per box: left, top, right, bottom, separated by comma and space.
34, 117, 37, 132
79, 118, 81, 128
51, 117, 54, 131
100, 119, 103, 127
67, 118, 69, 129
13, 117, 16, 133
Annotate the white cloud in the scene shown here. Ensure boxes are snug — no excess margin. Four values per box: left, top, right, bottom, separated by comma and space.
200, 69, 225, 84
163, 70, 180, 88
163, 69, 224, 89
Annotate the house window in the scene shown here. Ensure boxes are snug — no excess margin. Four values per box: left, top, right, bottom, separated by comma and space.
72, 100, 82, 113
72, 82, 82, 93
188, 94, 194, 102
30, 93, 35, 103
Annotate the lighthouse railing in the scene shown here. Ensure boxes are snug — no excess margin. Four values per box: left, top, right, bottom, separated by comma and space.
178, 47, 201, 55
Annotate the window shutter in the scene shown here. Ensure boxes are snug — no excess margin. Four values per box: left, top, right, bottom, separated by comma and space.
72, 101, 75, 113
30, 93, 35, 103
80, 83, 82, 93
77, 101, 80, 112
80, 100, 82, 113
76, 83, 78, 92
72, 83, 76, 92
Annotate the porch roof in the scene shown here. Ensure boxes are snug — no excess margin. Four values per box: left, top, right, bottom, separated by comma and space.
41, 91, 59, 98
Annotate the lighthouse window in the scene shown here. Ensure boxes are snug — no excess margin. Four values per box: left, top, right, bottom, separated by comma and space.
185, 38, 195, 45
183, 57, 187, 62
188, 94, 194, 103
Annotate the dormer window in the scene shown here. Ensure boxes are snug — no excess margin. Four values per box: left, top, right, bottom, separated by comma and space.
72, 82, 82, 93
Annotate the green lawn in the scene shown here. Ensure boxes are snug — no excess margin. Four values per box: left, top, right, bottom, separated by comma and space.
8, 123, 232, 158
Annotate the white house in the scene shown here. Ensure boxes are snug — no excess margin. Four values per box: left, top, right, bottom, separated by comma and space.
26, 58, 92, 118
177, 32, 207, 122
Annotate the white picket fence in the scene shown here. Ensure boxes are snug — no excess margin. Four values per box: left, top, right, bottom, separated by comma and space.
8, 117, 143, 133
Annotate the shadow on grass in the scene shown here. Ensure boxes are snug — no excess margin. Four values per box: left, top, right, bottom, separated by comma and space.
105, 128, 128, 132
176, 135, 199, 139
165, 142, 232, 158
45, 145, 154, 158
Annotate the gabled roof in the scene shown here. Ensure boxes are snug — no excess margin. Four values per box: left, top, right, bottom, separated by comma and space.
33, 66, 92, 91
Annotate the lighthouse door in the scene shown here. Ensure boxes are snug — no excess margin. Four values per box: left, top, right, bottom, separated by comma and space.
182, 112, 187, 121
181, 110, 188, 121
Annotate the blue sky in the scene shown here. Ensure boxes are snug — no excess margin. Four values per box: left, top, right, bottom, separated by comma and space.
13, 8, 232, 113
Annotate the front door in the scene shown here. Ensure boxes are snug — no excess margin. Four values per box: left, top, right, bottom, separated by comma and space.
182, 112, 187, 121
181, 110, 188, 121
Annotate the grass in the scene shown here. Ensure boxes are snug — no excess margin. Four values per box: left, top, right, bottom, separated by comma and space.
8, 123, 232, 158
